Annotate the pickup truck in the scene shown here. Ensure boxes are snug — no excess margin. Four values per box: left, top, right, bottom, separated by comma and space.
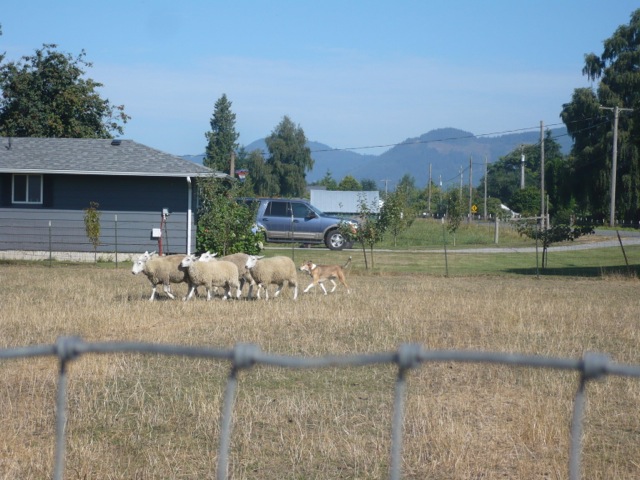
240, 197, 356, 250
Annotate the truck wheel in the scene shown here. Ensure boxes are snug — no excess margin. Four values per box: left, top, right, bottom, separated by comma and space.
325, 229, 347, 250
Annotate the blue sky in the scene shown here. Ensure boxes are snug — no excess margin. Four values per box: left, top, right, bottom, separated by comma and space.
2, 1, 638, 156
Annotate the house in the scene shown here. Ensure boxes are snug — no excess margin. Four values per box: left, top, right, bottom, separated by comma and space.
0, 137, 226, 260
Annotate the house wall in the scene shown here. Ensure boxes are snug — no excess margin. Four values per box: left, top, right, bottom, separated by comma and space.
0, 174, 199, 255
0, 173, 189, 211
0, 208, 196, 255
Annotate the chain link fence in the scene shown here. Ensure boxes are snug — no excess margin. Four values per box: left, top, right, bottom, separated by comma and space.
2, 337, 640, 480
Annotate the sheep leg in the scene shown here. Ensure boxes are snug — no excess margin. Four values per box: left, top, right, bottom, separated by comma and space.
163, 284, 176, 300
273, 283, 283, 298
149, 286, 157, 301
184, 286, 197, 301
292, 284, 298, 300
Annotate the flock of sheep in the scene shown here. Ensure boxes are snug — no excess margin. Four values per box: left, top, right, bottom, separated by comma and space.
131, 251, 299, 301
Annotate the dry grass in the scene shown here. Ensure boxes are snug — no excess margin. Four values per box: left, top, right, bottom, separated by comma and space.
1, 262, 640, 479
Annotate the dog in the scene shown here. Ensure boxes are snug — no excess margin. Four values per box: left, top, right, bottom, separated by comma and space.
299, 256, 351, 295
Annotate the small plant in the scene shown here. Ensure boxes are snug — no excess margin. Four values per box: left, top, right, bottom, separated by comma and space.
83, 201, 101, 262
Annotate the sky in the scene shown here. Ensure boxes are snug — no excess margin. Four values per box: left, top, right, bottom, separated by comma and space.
2, 1, 639, 156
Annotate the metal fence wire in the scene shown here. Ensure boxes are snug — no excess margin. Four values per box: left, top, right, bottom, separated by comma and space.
2, 337, 640, 480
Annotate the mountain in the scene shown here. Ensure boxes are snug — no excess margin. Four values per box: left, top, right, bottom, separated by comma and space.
184, 127, 572, 188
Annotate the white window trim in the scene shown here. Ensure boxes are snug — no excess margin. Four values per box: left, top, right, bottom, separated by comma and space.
12, 174, 44, 205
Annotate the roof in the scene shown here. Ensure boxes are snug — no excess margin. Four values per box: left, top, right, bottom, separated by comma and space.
0, 137, 227, 178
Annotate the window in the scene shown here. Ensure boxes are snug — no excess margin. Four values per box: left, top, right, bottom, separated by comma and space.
12, 174, 43, 204
266, 201, 288, 217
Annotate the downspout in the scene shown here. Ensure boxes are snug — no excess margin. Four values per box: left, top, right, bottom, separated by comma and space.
186, 176, 192, 255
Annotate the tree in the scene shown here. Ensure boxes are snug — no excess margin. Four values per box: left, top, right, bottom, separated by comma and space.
378, 188, 414, 247
516, 221, 594, 268
312, 170, 338, 190
204, 94, 239, 173
83, 201, 101, 262
337, 175, 361, 191
445, 189, 464, 246
0, 44, 129, 138
196, 178, 262, 256
265, 116, 314, 197
246, 149, 279, 197
561, 9, 640, 222
360, 178, 378, 191
340, 194, 384, 269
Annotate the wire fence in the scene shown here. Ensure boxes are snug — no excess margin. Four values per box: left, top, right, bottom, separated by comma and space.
2, 337, 640, 480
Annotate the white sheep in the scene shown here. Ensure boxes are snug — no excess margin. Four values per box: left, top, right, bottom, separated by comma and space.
245, 255, 298, 300
199, 251, 257, 298
131, 251, 192, 301
181, 254, 240, 301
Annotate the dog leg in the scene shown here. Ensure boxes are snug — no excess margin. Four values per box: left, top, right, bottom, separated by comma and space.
303, 282, 315, 293
320, 282, 328, 295
329, 279, 338, 293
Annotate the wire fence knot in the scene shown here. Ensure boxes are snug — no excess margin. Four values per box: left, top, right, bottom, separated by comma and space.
581, 352, 610, 381
55, 336, 82, 363
396, 343, 423, 371
232, 343, 260, 370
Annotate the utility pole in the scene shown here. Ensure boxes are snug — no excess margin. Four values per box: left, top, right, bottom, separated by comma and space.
428, 163, 432, 215
520, 146, 525, 190
483, 156, 488, 220
540, 121, 545, 229
600, 105, 634, 227
380, 179, 390, 197
459, 166, 463, 200
468, 156, 473, 221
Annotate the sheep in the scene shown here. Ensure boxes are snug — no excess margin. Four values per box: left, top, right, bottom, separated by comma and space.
181, 254, 240, 301
245, 255, 298, 300
199, 251, 257, 298
131, 251, 192, 301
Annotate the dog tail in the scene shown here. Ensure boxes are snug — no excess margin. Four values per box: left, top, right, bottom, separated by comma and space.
343, 256, 352, 269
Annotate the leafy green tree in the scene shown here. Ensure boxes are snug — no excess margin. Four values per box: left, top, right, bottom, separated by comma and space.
0, 44, 129, 138
339, 194, 383, 269
83, 201, 101, 262
204, 94, 239, 173
378, 189, 414, 246
509, 187, 541, 217
312, 170, 338, 190
561, 9, 640, 222
196, 178, 262, 256
445, 189, 464, 246
265, 116, 314, 197
516, 221, 594, 268
360, 178, 378, 191
337, 175, 362, 191
246, 149, 279, 197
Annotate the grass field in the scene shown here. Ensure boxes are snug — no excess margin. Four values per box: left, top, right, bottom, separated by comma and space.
1, 229, 640, 478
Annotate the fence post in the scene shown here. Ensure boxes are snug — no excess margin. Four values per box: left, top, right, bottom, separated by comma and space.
115, 214, 118, 269
49, 220, 52, 267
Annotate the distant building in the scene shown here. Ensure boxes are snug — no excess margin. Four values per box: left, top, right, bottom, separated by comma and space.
310, 190, 380, 215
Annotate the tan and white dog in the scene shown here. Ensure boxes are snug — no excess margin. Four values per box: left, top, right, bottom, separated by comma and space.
299, 256, 351, 295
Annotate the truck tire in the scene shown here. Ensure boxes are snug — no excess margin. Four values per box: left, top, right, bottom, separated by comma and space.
324, 229, 347, 250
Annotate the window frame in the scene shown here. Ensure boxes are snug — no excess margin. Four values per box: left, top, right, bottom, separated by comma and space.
12, 174, 44, 205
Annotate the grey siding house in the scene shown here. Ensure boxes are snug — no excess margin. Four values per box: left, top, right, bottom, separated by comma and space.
0, 137, 226, 259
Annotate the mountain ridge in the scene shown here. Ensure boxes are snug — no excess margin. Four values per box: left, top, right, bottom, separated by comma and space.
184, 127, 571, 188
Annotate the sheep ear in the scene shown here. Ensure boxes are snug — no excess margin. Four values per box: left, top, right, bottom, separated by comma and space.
257, 255, 265, 260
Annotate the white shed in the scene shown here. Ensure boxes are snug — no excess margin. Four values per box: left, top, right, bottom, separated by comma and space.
310, 190, 380, 215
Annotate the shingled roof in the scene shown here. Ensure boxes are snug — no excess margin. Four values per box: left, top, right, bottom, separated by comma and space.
0, 137, 226, 178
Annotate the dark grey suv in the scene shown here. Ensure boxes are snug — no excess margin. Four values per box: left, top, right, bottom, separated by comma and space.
241, 198, 356, 250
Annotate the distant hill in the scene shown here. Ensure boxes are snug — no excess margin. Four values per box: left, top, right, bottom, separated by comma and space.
184, 127, 572, 188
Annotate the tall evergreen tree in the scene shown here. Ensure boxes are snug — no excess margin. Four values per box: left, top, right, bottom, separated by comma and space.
265, 116, 314, 197
561, 9, 640, 222
204, 94, 239, 173
0, 44, 129, 138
